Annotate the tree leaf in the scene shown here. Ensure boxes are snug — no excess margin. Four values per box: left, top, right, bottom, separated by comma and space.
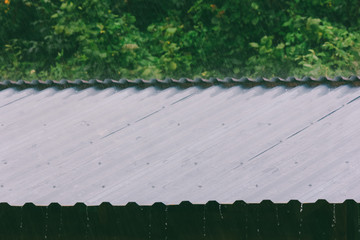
169, 62, 177, 70
276, 43, 285, 49
166, 27, 177, 34
249, 42, 259, 48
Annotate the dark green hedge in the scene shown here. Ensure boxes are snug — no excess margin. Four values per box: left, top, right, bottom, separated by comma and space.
1, 0, 360, 80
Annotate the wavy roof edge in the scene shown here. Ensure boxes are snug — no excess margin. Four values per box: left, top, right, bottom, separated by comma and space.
0, 199, 357, 207
1, 76, 360, 89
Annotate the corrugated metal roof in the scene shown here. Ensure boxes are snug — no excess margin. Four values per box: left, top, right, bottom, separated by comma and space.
1, 83, 360, 205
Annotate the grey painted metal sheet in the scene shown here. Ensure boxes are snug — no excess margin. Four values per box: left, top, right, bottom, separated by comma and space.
1, 85, 360, 205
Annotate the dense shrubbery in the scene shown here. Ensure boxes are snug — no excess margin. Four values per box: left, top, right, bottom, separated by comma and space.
0, 0, 359, 80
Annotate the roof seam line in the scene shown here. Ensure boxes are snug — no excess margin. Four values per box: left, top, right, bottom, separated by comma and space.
316, 105, 344, 122
286, 125, 311, 140
170, 93, 196, 105
246, 141, 282, 162
245, 97, 358, 162
0, 94, 31, 109
101, 125, 130, 139
346, 95, 360, 105
101, 107, 165, 139
135, 108, 164, 123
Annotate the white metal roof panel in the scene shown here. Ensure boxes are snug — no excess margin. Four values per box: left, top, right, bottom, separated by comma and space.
1, 85, 360, 205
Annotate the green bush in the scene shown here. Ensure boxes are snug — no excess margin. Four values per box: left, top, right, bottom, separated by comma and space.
1, 0, 359, 80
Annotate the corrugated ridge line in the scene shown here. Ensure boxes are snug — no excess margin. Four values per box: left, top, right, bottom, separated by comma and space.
0, 76, 360, 89
0, 199, 357, 206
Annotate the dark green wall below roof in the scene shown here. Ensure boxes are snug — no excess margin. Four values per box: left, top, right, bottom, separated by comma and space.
0, 200, 358, 240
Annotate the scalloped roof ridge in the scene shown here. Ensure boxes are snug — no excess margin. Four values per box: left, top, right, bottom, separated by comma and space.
0, 199, 356, 207
1, 76, 360, 89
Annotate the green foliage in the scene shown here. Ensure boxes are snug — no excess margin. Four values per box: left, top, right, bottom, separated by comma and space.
1, 0, 360, 80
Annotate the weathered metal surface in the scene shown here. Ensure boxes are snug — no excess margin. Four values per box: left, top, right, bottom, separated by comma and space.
1, 85, 360, 205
